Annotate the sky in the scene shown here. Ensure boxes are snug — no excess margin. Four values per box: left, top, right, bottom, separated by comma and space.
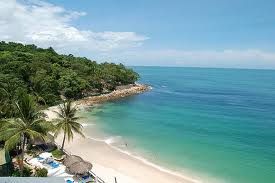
1, 0, 275, 69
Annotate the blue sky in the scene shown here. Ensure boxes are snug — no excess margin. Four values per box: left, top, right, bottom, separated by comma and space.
48, 0, 275, 49
1, 0, 275, 68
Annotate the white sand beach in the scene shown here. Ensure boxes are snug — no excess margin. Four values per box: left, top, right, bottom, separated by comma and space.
56, 134, 201, 183
44, 106, 202, 183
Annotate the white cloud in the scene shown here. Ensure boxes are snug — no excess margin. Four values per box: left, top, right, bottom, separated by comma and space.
112, 49, 275, 68
0, 0, 275, 69
0, 0, 148, 53
131, 49, 275, 61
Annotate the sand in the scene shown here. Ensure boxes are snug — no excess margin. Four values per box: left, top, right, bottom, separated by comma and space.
44, 106, 202, 183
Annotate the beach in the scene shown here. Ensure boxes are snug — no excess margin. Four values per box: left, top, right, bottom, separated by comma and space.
2, 1, 275, 183
44, 85, 201, 183
42, 67, 275, 183
45, 109, 200, 183
54, 133, 200, 183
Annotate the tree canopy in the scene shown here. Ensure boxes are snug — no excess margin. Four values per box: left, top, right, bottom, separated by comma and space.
0, 41, 139, 118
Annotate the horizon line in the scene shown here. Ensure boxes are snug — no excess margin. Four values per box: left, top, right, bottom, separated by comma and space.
128, 65, 275, 71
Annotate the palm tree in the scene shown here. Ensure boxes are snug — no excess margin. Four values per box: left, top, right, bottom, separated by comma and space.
0, 92, 51, 176
0, 76, 22, 118
54, 100, 84, 151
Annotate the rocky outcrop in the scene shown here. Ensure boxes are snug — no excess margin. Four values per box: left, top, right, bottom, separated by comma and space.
76, 84, 151, 106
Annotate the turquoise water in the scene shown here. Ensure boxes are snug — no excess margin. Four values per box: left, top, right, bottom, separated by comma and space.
83, 67, 275, 183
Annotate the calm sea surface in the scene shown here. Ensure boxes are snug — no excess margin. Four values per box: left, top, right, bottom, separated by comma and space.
82, 67, 275, 183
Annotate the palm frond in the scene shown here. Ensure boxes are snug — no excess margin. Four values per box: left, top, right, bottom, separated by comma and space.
71, 125, 85, 138
25, 129, 47, 141
4, 133, 21, 150
52, 100, 84, 145
1, 91, 50, 152
0, 127, 21, 141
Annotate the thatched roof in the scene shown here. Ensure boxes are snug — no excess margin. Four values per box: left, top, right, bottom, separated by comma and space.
63, 155, 83, 167
31, 134, 55, 145
66, 161, 93, 175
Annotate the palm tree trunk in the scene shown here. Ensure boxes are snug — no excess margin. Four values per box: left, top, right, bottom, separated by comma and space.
61, 132, 66, 151
20, 134, 26, 176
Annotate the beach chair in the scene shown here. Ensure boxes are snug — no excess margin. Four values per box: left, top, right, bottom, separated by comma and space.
64, 177, 74, 183
78, 175, 93, 183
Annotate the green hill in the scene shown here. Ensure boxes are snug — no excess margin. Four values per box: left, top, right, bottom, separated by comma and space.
0, 41, 139, 117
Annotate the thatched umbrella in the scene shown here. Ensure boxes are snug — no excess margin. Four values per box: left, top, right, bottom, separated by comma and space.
63, 155, 83, 167
66, 161, 93, 175
31, 134, 55, 145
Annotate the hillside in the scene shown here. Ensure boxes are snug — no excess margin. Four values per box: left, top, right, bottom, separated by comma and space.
0, 41, 139, 117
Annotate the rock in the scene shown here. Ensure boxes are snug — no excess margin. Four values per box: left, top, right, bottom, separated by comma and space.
76, 84, 151, 106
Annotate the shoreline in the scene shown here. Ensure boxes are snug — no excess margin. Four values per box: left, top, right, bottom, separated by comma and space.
76, 83, 151, 106
53, 132, 202, 183
85, 135, 203, 183
44, 84, 204, 183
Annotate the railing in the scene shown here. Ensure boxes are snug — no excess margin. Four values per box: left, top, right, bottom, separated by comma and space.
89, 170, 106, 183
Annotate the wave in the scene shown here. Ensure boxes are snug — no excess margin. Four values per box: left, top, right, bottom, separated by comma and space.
104, 136, 123, 145
86, 135, 204, 183
81, 123, 95, 127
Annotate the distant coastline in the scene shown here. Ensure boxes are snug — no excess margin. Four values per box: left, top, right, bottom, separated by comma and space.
45, 83, 151, 120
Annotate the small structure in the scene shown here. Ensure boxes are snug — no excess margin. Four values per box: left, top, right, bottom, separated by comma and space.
63, 155, 94, 182
0, 148, 12, 176
31, 134, 56, 152
66, 161, 93, 175
63, 155, 83, 167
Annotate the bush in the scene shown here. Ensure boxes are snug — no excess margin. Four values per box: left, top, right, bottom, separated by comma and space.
35, 168, 48, 177
11, 170, 21, 177
12, 166, 32, 177
51, 148, 64, 159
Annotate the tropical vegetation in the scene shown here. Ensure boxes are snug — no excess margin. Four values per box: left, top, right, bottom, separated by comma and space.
53, 100, 85, 151
50, 148, 64, 159
0, 41, 137, 177
35, 168, 48, 177
0, 41, 139, 118
0, 91, 52, 176
12, 166, 32, 177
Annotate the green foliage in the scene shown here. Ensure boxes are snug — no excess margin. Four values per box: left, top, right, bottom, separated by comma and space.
0, 74, 26, 118
0, 91, 53, 175
12, 166, 32, 177
35, 168, 48, 177
51, 148, 64, 159
0, 92, 52, 150
53, 100, 84, 150
0, 41, 139, 117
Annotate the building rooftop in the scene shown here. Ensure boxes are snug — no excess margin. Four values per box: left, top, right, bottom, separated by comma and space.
0, 177, 64, 183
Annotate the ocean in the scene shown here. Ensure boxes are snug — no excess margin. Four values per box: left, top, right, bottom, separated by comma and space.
81, 67, 275, 183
